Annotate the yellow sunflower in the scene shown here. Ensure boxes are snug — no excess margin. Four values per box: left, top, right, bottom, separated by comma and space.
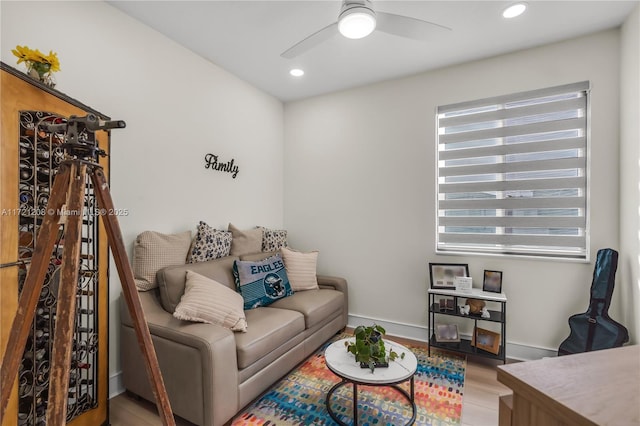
11, 45, 32, 64
45, 51, 61, 72
11, 44, 60, 74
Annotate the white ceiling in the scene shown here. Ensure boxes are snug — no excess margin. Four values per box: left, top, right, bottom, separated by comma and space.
107, 0, 638, 102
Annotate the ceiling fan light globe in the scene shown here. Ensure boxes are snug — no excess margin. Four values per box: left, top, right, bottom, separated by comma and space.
503, 3, 527, 18
339, 8, 376, 39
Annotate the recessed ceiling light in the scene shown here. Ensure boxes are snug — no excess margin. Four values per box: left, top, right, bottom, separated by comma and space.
290, 68, 305, 77
502, 3, 527, 19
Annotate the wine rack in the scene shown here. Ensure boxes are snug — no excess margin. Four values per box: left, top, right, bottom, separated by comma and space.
16, 111, 100, 425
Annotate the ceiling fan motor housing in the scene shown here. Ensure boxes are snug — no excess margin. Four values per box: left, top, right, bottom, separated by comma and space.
340, 0, 375, 15
338, 0, 377, 39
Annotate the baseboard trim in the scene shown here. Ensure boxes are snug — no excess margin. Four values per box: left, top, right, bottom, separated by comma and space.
503, 340, 558, 361
347, 313, 557, 361
109, 371, 125, 399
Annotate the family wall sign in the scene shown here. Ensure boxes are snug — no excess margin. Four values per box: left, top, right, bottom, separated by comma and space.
204, 153, 239, 179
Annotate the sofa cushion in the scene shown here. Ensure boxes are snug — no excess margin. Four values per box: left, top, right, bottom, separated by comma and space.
157, 256, 238, 313
228, 223, 263, 256
187, 221, 232, 263
233, 254, 293, 310
173, 271, 247, 332
259, 227, 288, 252
280, 247, 319, 291
269, 289, 344, 329
133, 230, 192, 291
234, 307, 305, 369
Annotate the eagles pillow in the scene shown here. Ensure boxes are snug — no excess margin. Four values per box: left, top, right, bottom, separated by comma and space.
233, 254, 293, 310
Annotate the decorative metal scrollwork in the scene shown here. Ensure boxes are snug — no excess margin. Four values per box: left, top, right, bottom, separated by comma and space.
16, 111, 99, 424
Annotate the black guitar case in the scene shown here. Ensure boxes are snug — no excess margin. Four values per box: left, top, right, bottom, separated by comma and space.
558, 248, 629, 356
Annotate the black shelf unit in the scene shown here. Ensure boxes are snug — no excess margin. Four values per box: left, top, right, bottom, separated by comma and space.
428, 288, 507, 363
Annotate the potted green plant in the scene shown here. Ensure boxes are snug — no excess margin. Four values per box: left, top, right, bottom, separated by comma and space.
344, 324, 404, 372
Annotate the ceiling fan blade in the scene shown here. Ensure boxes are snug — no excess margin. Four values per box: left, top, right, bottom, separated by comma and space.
281, 22, 339, 59
376, 11, 451, 40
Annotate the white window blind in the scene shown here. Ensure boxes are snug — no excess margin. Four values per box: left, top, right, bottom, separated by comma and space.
436, 81, 590, 260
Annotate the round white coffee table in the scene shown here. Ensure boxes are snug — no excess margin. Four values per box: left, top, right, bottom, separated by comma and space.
324, 338, 418, 426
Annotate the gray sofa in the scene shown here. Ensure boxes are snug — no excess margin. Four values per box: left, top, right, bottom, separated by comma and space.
119, 252, 348, 426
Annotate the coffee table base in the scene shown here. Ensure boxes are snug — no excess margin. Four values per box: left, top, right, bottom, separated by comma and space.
325, 376, 416, 426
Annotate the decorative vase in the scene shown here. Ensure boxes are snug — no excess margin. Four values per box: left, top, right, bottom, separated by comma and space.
27, 64, 56, 89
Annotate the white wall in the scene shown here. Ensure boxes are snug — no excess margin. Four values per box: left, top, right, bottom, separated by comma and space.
284, 29, 622, 356
1, 1, 284, 385
619, 4, 640, 345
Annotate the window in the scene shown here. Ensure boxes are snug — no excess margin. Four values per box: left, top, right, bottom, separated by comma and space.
436, 81, 590, 260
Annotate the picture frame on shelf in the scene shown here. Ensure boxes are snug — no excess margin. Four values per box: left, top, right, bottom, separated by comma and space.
438, 297, 455, 312
435, 324, 460, 343
483, 270, 503, 293
471, 327, 501, 355
454, 276, 473, 293
429, 263, 470, 289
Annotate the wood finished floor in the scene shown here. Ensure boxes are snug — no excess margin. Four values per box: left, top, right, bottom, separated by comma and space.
109, 337, 512, 426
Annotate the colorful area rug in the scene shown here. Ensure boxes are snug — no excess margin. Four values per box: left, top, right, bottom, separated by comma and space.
231, 336, 465, 425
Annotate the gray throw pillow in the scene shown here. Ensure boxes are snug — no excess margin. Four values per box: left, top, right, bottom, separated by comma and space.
228, 223, 262, 256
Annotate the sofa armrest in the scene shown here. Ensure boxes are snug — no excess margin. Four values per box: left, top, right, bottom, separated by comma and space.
120, 291, 236, 351
120, 291, 239, 426
317, 275, 348, 327
317, 275, 347, 292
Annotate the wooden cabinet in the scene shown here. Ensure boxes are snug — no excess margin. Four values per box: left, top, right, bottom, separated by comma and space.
497, 345, 639, 425
1, 62, 109, 426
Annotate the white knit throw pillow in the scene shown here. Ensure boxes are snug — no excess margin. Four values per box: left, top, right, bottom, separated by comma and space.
173, 270, 247, 332
280, 247, 319, 291
133, 230, 192, 291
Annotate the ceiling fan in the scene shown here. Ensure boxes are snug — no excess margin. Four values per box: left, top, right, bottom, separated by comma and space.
281, 0, 452, 59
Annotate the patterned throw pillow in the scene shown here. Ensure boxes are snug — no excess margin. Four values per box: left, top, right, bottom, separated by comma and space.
133, 230, 192, 291
173, 270, 247, 332
260, 227, 288, 252
187, 221, 232, 263
233, 254, 293, 309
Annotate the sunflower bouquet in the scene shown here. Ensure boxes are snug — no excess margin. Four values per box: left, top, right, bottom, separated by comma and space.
12, 45, 60, 87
